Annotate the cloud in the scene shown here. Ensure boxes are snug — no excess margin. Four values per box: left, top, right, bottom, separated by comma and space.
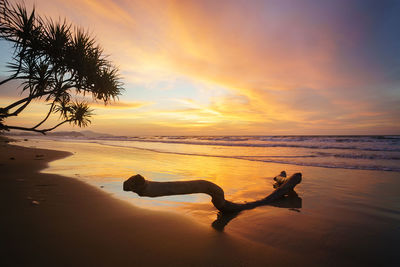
1, 0, 399, 135
88, 100, 151, 110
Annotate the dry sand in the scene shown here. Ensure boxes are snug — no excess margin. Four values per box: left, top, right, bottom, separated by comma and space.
1, 141, 307, 267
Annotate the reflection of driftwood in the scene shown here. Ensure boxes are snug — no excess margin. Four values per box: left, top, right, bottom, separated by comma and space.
211, 190, 302, 231
123, 171, 302, 213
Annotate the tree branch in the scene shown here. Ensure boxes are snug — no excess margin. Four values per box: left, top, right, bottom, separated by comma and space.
5, 119, 71, 135
38, 119, 71, 132
6, 96, 33, 117
0, 91, 51, 117
0, 73, 19, 85
4, 125, 47, 135
0, 96, 30, 113
31, 100, 56, 129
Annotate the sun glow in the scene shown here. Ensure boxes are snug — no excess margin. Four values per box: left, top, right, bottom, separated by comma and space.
1, 0, 399, 135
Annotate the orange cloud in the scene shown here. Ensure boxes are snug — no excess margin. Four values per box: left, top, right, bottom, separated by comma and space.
88, 100, 151, 110
2, 0, 399, 135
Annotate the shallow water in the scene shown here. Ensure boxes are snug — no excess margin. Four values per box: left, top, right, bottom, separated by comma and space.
16, 137, 400, 265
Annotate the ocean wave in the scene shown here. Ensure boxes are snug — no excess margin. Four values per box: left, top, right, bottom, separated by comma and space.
316, 152, 400, 160
241, 158, 400, 172
104, 138, 400, 152
147, 135, 400, 143
86, 141, 400, 172
40, 135, 400, 172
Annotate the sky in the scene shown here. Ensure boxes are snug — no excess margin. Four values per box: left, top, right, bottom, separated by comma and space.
1, 0, 399, 135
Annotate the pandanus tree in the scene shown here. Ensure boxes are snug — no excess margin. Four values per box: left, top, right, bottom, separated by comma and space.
0, 0, 123, 134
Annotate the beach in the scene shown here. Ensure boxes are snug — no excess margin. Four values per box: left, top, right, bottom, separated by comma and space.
1, 137, 400, 266
1, 141, 298, 267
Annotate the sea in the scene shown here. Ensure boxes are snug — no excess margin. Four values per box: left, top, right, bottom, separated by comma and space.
46, 135, 400, 172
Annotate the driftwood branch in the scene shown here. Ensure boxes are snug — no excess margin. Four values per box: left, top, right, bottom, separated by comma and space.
123, 171, 302, 213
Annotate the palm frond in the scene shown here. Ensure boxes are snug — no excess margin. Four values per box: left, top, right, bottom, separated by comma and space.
0, 0, 123, 133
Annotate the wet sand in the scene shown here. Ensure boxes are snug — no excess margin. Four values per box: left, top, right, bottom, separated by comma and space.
1, 142, 305, 267
1, 139, 399, 266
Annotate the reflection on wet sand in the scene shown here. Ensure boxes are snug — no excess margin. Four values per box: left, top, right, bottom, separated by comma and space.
212, 190, 302, 231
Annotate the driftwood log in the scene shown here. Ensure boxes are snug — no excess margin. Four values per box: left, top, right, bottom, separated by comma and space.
123, 171, 302, 213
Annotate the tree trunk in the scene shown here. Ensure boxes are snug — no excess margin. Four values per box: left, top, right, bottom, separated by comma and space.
123, 171, 302, 213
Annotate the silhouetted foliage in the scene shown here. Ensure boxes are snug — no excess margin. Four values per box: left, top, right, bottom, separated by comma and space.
0, 0, 123, 134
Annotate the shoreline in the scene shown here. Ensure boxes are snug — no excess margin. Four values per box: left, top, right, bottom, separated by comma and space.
2, 139, 399, 266
0, 142, 302, 266
22, 134, 400, 173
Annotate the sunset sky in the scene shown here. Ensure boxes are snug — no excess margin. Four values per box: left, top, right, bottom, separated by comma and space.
1, 0, 399, 135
